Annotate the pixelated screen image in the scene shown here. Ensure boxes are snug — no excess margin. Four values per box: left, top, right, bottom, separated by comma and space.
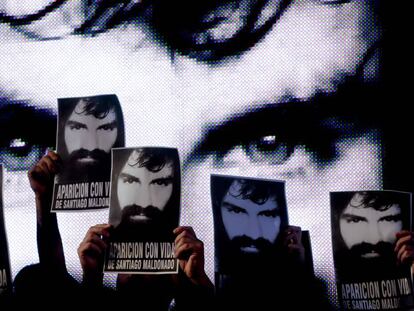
0, 1, 409, 308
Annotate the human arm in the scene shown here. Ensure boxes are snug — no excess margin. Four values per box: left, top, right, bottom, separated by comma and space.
28, 150, 65, 272
77, 224, 111, 288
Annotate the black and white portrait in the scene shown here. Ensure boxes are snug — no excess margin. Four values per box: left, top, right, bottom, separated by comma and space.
331, 190, 412, 282
56, 94, 124, 184
105, 147, 180, 273
109, 147, 180, 241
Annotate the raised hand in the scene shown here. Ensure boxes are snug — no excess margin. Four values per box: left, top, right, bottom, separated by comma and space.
395, 231, 414, 269
174, 226, 212, 287
28, 150, 61, 200
283, 225, 305, 263
78, 224, 112, 286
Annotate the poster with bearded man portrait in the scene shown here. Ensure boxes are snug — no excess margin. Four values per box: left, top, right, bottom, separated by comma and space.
104, 147, 180, 274
211, 175, 289, 275
330, 190, 414, 310
51, 94, 125, 211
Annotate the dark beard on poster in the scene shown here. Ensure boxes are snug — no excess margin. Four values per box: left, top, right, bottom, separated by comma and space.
336, 243, 402, 281
60, 149, 111, 182
222, 236, 283, 275
115, 209, 174, 242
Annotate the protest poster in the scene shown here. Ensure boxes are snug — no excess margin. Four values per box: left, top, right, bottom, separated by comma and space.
331, 190, 414, 310
51, 94, 124, 211
104, 147, 180, 273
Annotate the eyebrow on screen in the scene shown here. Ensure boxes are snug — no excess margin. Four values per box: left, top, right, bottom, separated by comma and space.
1, 96, 57, 170
1, 97, 56, 146
184, 87, 381, 169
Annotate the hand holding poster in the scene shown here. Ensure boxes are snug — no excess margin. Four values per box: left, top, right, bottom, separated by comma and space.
0, 165, 12, 296
330, 190, 414, 310
51, 94, 125, 211
104, 147, 180, 274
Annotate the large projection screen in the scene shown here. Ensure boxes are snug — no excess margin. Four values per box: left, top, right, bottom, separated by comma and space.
0, 1, 409, 307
